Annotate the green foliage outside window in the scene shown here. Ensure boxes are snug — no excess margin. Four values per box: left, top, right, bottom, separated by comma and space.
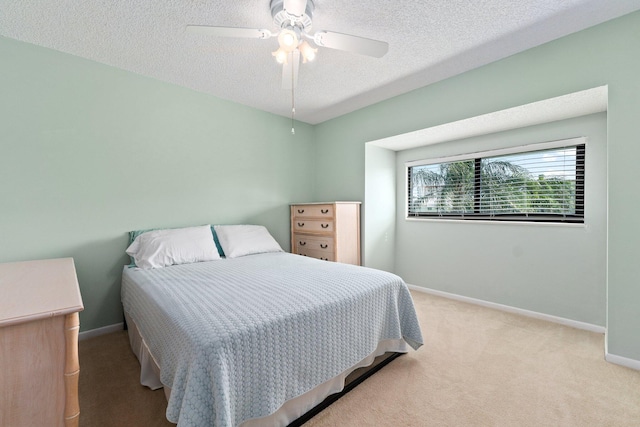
408, 144, 584, 223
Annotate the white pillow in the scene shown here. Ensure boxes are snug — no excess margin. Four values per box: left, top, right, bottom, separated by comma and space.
214, 225, 283, 258
126, 225, 220, 269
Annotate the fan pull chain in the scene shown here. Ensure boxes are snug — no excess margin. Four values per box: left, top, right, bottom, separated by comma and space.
291, 53, 295, 135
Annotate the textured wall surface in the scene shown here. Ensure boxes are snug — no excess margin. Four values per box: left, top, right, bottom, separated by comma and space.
0, 36, 314, 331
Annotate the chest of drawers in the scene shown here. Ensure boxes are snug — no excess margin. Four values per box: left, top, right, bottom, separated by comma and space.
290, 202, 361, 265
0, 258, 84, 427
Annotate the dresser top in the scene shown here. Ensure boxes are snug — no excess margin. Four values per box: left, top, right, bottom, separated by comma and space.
290, 201, 361, 205
0, 257, 84, 327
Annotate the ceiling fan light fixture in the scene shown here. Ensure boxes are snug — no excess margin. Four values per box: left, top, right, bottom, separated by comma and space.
272, 47, 289, 64
187, 0, 388, 133
278, 28, 299, 52
299, 40, 317, 62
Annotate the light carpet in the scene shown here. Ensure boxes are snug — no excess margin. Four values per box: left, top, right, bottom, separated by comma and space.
79, 291, 640, 426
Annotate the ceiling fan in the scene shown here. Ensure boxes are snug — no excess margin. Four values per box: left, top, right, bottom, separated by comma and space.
186, 0, 389, 90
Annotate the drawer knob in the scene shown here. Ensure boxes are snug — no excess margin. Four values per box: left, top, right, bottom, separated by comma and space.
298, 209, 305, 214
321, 257, 328, 261
299, 241, 306, 246
321, 223, 329, 229
320, 244, 328, 249
321, 209, 329, 214
297, 222, 305, 227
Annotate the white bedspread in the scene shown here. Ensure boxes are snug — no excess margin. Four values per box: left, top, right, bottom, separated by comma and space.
121, 252, 423, 427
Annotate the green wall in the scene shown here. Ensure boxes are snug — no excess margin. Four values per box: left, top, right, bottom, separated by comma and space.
315, 12, 640, 362
395, 114, 606, 326
364, 145, 396, 271
0, 36, 315, 331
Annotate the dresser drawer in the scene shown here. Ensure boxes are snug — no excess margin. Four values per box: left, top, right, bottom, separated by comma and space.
293, 219, 334, 233
292, 204, 334, 218
294, 235, 334, 254
297, 248, 334, 261
290, 202, 361, 266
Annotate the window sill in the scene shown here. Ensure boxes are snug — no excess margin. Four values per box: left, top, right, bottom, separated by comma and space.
404, 217, 587, 228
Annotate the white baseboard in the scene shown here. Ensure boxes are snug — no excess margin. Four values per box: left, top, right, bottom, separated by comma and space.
79, 322, 124, 341
407, 284, 606, 334
605, 352, 640, 371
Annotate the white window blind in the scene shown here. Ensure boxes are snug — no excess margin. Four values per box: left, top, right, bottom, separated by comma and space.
406, 138, 585, 223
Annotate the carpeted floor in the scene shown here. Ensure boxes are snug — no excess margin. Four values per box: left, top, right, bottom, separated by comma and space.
78, 291, 640, 426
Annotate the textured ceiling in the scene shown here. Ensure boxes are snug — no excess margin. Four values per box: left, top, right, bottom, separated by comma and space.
1, 0, 639, 124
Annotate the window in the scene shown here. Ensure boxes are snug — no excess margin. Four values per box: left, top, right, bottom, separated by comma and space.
406, 138, 585, 223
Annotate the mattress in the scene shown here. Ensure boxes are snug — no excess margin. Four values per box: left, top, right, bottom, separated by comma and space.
121, 252, 423, 426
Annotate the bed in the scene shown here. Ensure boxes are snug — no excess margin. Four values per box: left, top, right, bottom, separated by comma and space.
121, 225, 423, 426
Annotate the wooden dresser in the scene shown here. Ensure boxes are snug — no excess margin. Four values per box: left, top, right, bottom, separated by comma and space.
0, 258, 84, 427
290, 201, 361, 265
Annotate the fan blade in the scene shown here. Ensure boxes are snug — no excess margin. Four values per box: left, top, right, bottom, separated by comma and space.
283, 0, 308, 18
186, 25, 272, 39
282, 50, 300, 90
313, 31, 389, 58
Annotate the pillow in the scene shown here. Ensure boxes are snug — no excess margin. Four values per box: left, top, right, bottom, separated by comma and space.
214, 225, 283, 259
126, 225, 221, 269
128, 225, 225, 258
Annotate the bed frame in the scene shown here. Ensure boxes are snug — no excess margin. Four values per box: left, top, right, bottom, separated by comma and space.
288, 351, 403, 426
